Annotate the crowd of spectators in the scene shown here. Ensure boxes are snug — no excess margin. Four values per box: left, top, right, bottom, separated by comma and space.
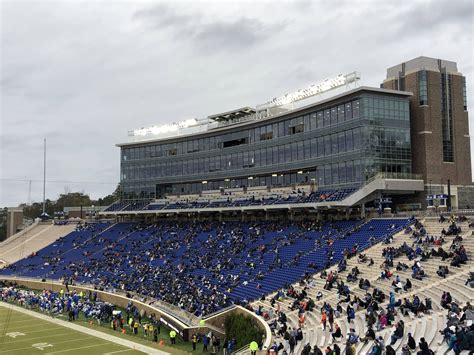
2, 219, 381, 316
258, 217, 473, 354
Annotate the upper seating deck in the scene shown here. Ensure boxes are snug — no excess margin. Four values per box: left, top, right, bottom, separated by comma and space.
104, 187, 358, 213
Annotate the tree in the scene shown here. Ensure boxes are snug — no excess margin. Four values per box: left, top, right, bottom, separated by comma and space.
15, 184, 121, 219
0, 207, 7, 241
21, 200, 55, 219
55, 192, 92, 210
94, 184, 121, 207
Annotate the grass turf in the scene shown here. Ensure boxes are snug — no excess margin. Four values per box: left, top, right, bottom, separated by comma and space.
55, 312, 208, 355
0, 306, 145, 354
0, 302, 212, 355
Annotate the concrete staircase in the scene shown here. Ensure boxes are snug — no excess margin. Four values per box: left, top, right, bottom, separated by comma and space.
253, 217, 473, 354
0, 223, 76, 267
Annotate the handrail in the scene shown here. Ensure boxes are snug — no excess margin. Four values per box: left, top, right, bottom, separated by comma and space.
234, 344, 250, 354
362, 172, 423, 187
0, 220, 40, 248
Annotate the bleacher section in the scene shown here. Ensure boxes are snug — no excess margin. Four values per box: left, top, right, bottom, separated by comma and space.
0, 223, 76, 267
107, 187, 358, 212
251, 217, 473, 354
0, 218, 409, 317
103, 200, 130, 212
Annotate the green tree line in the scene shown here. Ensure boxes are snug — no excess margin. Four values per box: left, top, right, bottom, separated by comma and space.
18, 185, 120, 219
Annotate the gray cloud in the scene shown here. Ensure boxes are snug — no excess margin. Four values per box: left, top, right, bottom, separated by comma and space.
132, 3, 286, 52
133, 4, 192, 29
383, 0, 473, 42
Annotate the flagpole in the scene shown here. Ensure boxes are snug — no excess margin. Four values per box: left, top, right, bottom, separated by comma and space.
42, 138, 46, 215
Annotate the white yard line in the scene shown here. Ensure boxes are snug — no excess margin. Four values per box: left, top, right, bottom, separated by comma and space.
0, 326, 64, 334
0, 302, 169, 354
103, 349, 137, 354
0, 337, 96, 354
2, 331, 75, 344
44, 342, 114, 354
0, 318, 40, 326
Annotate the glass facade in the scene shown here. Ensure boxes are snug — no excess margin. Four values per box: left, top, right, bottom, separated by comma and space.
441, 73, 454, 162
462, 76, 467, 111
418, 70, 428, 106
120, 91, 411, 199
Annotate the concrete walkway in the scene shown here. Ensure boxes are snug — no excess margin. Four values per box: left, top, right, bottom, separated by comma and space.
0, 301, 169, 354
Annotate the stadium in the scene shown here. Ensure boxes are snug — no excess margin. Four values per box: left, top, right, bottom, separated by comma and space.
1, 55, 474, 355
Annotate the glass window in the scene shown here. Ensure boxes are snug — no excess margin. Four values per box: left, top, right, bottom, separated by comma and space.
346, 161, 353, 182
337, 105, 345, 123
346, 130, 353, 151
353, 128, 361, 149
237, 153, 243, 168
354, 159, 361, 182
462, 76, 467, 110
352, 99, 360, 118
291, 142, 298, 161
324, 109, 331, 126
267, 147, 273, 165
324, 165, 331, 185
316, 166, 323, 186
317, 111, 324, 128
279, 122, 285, 137
310, 113, 317, 130
345, 102, 352, 120
285, 144, 291, 162
418, 70, 428, 106
304, 115, 310, 131
272, 123, 279, 138
303, 139, 316, 159
331, 133, 338, 154
338, 162, 346, 184
331, 163, 339, 184
330, 107, 337, 125
317, 137, 324, 157
298, 141, 304, 160
231, 154, 238, 169
289, 123, 304, 135
338, 132, 346, 152
255, 127, 261, 142
278, 145, 284, 164
272, 146, 278, 164
308, 139, 315, 158
324, 136, 331, 156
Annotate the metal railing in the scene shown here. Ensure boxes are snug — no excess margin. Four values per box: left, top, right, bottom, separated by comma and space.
363, 172, 423, 186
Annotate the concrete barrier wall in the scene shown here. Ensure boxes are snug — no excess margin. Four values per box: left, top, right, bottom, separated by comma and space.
1, 277, 193, 340
1, 277, 271, 347
203, 305, 272, 350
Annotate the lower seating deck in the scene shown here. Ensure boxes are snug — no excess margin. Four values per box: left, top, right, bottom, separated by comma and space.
0, 218, 410, 316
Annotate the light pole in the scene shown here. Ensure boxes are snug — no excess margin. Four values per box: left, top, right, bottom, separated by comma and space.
42, 138, 46, 215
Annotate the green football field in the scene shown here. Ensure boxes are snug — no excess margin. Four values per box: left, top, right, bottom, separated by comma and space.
0, 306, 149, 354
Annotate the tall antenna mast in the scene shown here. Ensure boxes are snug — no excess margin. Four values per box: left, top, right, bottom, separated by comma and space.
42, 138, 46, 215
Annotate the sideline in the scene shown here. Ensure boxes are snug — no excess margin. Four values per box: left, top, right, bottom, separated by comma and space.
0, 301, 169, 354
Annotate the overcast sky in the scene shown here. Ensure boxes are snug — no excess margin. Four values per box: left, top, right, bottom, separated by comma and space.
1, 0, 473, 207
